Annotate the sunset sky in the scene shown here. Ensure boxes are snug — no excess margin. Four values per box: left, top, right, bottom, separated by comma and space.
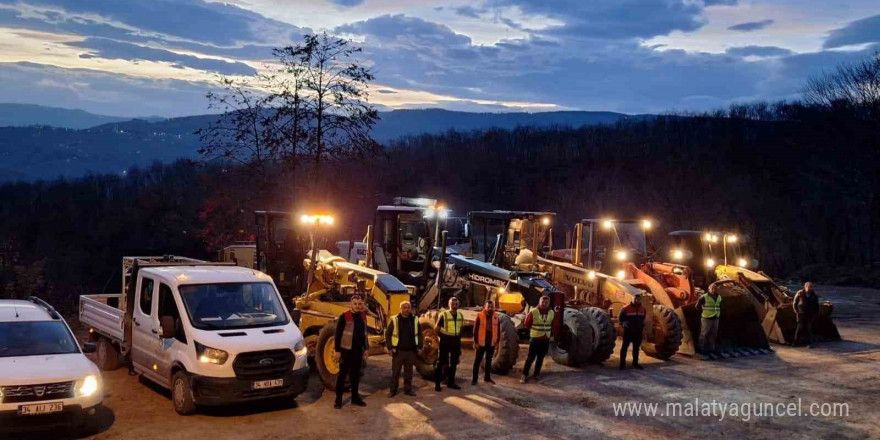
0, 0, 877, 117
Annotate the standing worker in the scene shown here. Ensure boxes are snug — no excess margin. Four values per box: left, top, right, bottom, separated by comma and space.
618, 292, 646, 370
696, 284, 722, 356
472, 299, 500, 385
434, 297, 464, 391
385, 301, 421, 397
333, 294, 369, 409
793, 281, 820, 348
521, 295, 554, 384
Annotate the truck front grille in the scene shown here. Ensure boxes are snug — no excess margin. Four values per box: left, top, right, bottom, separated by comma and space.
1, 381, 75, 403
232, 349, 293, 380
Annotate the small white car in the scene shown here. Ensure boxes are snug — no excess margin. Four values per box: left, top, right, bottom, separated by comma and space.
0, 297, 103, 430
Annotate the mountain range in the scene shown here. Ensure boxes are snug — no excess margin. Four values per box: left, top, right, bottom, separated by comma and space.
0, 104, 647, 181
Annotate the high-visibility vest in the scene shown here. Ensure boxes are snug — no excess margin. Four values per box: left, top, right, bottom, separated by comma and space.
475, 311, 500, 347
439, 310, 464, 337
701, 294, 722, 318
340, 310, 366, 350
390, 314, 419, 347
529, 308, 554, 339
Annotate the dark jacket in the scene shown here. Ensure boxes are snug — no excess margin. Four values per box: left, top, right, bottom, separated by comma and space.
335, 310, 368, 353
618, 303, 647, 333
384, 313, 422, 351
794, 290, 820, 316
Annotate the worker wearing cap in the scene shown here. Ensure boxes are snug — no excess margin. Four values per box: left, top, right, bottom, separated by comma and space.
696, 284, 722, 355
434, 297, 464, 391
618, 293, 647, 370
471, 299, 500, 385
333, 294, 370, 409
521, 295, 554, 383
385, 300, 422, 397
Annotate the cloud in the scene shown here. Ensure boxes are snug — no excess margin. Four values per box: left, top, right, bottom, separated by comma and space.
454, 6, 482, 19
330, 0, 364, 7
68, 37, 257, 75
490, 0, 708, 39
725, 45, 793, 57
727, 19, 775, 32
823, 14, 880, 49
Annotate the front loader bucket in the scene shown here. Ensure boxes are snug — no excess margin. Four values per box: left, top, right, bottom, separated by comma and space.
678, 284, 772, 359
763, 302, 841, 344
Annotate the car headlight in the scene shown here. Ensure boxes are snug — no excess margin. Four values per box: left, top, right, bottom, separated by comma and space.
195, 341, 229, 365
294, 339, 307, 357
77, 375, 99, 397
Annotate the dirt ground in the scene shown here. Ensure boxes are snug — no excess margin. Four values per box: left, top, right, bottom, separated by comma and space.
5, 285, 879, 440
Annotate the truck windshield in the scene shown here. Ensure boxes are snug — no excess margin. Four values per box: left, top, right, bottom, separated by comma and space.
179, 282, 289, 330
0, 321, 80, 358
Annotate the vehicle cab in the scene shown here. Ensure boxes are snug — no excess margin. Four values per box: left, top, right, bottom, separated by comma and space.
128, 265, 309, 415
0, 298, 103, 429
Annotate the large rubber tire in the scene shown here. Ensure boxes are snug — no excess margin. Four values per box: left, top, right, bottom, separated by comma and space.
415, 318, 439, 380
315, 321, 342, 391
171, 371, 197, 416
580, 307, 616, 364
642, 305, 683, 359
95, 337, 121, 371
490, 313, 519, 375
549, 308, 595, 367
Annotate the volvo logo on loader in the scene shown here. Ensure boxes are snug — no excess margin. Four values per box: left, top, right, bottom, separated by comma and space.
468, 273, 506, 287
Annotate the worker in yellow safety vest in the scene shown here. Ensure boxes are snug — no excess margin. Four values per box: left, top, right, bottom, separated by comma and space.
433, 297, 464, 391
521, 295, 554, 383
385, 301, 422, 397
696, 284, 722, 355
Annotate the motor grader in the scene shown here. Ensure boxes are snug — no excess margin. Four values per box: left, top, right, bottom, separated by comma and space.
337, 198, 521, 376
615, 226, 773, 358
695, 232, 840, 345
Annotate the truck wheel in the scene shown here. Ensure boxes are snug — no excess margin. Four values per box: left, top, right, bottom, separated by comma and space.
550, 308, 595, 367
95, 337, 120, 371
415, 318, 439, 380
581, 307, 616, 364
490, 313, 519, 374
315, 321, 342, 391
171, 371, 197, 416
642, 305, 683, 359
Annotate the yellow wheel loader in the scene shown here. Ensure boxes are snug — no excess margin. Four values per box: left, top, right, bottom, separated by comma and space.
539, 219, 683, 361
710, 234, 841, 345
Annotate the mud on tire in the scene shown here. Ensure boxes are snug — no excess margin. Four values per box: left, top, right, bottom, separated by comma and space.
580, 307, 615, 364
549, 308, 595, 367
642, 304, 683, 359
415, 316, 439, 380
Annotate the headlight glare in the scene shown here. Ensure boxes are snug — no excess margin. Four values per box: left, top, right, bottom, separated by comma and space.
78, 375, 99, 397
196, 341, 229, 365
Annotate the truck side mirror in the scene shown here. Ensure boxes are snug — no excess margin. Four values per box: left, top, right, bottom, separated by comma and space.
160, 316, 176, 339
81, 343, 97, 354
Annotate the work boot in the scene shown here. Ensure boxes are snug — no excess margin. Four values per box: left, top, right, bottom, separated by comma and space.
334, 400, 342, 409
519, 375, 528, 384
471, 379, 478, 386
404, 390, 417, 397
448, 383, 462, 390
532, 374, 541, 382
351, 398, 367, 407
435, 384, 442, 392
388, 390, 398, 398
485, 378, 495, 385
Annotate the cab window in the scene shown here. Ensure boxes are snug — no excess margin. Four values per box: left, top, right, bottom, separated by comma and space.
158, 283, 187, 344
139, 278, 155, 315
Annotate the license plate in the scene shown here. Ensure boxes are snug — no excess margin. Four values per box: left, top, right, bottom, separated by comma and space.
252, 379, 283, 389
18, 402, 63, 415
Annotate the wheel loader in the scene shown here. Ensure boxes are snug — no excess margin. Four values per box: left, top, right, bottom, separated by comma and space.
612, 226, 774, 358
702, 232, 841, 345
461, 210, 610, 366
337, 198, 521, 375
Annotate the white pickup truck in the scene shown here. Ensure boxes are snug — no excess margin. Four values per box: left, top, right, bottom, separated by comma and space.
80, 256, 309, 415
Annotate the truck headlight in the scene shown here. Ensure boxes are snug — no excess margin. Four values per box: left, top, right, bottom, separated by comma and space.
294, 339, 307, 357
195, 341, 228, 365
77, 375, 99, 397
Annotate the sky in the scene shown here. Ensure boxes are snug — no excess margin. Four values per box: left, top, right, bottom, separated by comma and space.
0, 0, 877, 117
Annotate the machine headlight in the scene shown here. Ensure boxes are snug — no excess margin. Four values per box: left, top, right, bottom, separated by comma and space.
705, 258, 716, 268
196, 341, 229, 365
727, 235, 738, 243
77, 375, 99, 397
587, 271, 596, 280
294, 339, 307, 357
641, 219, 652, 230
602, 220, 613, 229
616, 270, 626, 279
672, 249, 684, 261
615, 250, 628, 261
737, 258, 748, 267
